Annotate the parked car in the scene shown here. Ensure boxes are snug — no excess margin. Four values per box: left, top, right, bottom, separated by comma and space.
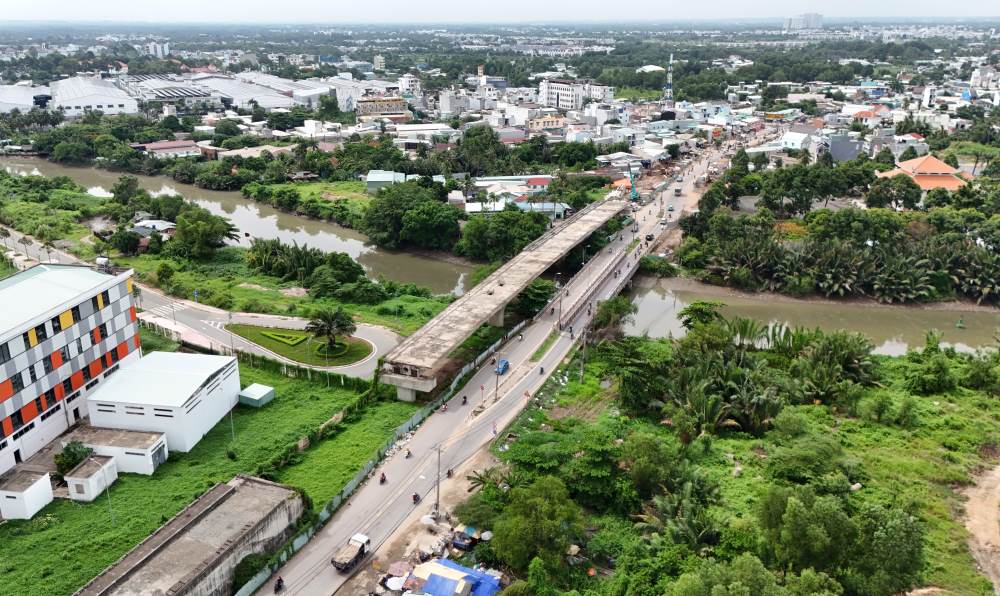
495, 359, 510, 375
644, 233, 654, 242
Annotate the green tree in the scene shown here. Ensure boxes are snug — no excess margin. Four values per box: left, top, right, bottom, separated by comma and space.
54, 441, 93, 475
873, 146, 895, 166
109, 228, 141, 256
399, 201, 461, 250
865, 175, 921, 210
677, 300, 725, 330
942, 153, 960, 168
593, 296, 638, 336
492, 476, 583, 571
898, 146, 919, 162
511, 278, 556, 318
110, 175, 141, 205
172, 209, 239, 259
306, 307, 357, 354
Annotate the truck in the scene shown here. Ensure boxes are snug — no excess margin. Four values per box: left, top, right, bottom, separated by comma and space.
673, 187, 682, 197
331, 533, 371, 572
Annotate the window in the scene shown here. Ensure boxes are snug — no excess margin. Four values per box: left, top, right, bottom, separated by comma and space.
74, 484, 85, 495
82, 366, 92, 382
76, 337, 84, 354
66, 391, 80, 403
43, 388, 55, 409
34, 397, 43, 413
11, 373, 24, 393
71, 305, 81, 323
85, 379, 99, 391
118, 104, 124, 108
60, 345, 70, 363
51, 316, 62, 333
102, 364, 119, 378
99, 323, 109, 339
101, 290, 110, 306
42, 356, 53, 374
40, 404, 61, 421
34, 324, 47, 342
12, 421, 33, 440
109, 349, 119, 364
91, 296, 100, 311
0, 342, 9, 364
28, 366, 37, 383
11, 410, 23, 431
62, 378, 72, 394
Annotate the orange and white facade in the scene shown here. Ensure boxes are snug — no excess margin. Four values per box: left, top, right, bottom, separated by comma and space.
0, 264, 141, 475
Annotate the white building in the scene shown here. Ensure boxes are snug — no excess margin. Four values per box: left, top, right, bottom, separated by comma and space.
143, 42, 170, 59
0, 470, 52, 520
87, 352, 240, 453
50, 77, 138, 117
64, 455, 117, 503
0, 264, 141, 477
538, 79, 614, 111
374, 54, 386, 71
780, 131, 812, 151
64, 425, 167, 475
0, 84, 46, 114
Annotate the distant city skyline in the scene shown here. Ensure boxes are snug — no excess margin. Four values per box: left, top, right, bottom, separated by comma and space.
1, 0, 998, 25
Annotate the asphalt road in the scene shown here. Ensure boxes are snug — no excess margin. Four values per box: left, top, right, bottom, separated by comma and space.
255, 127, 780, 596
0, 226, 399, 379
258, 194, 678, 596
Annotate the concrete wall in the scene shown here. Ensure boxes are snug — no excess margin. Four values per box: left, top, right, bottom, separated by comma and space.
66, 436, 166, 476
175, 484, 305, 596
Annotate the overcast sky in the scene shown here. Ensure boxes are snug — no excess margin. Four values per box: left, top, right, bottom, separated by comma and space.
2, 0, 997, 24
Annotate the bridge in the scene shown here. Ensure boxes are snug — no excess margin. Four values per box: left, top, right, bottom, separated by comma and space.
380, 196, 630, 400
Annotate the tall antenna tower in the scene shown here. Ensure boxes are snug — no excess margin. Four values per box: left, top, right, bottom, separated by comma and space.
663, 53, 674, 106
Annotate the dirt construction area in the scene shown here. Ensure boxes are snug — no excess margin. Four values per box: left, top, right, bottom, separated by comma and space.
337, 448, 500, 596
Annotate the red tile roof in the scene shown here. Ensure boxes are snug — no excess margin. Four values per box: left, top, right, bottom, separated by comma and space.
897, 154, 958, 176
525, 177, 551, 186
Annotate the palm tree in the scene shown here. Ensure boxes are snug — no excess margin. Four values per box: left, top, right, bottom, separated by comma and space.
42, 241, 55, 263
0, 228, 10, 248
306, 307, 357, 355
466, 467, 502, 493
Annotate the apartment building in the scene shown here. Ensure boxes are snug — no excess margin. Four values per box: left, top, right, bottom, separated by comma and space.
0, 265, 141, 475
355, 96, 407, 116
538, 79, 614, 111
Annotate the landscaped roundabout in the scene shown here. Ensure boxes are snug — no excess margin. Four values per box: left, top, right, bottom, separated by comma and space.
226, 324, 374, 367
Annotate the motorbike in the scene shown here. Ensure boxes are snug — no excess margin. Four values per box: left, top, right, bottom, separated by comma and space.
274, 577, 285, 593
379, 472, 387, 485
540, 366, 545, 375
405, 449, 412, 459
412, 493, 421, 504
462, 395, 468, 405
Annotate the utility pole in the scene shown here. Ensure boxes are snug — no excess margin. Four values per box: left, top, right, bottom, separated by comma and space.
494, 353, 501, 399
580, 328, 587, 381
434, 444, 442, 520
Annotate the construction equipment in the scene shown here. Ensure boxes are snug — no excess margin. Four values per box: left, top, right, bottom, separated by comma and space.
628, 167, 640, 202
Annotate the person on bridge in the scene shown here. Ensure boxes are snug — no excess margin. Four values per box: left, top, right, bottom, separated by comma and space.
462, 395, 468, 405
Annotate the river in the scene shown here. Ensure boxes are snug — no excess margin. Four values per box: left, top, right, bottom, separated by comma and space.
626, 277, 1000, 355
0, 156, 472, 295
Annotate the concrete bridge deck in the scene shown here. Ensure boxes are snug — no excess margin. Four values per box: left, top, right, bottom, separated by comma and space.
381, 196, 629, 398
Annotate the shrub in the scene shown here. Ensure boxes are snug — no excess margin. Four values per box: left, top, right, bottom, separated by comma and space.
155, 262, 174, 283
905, 353, 957, 395
54, 441, 93, 476
233, 553, 269, 589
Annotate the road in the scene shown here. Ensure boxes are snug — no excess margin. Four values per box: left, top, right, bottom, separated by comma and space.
0, 226, 399, 379
256, 125, 783, 596
257, 193, 679, 596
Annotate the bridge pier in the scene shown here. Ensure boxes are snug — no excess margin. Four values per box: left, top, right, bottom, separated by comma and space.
490, 307, 505, 327
395, 386, 417, 402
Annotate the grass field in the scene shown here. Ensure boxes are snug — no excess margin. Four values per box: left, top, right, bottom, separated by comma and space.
226, 323, 373, 367
615, 86, 664, 102
119, 249, 449, 336
0, 337, 416, 596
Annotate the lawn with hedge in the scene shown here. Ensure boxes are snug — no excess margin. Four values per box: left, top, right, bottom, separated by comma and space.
226, 323, 373, 367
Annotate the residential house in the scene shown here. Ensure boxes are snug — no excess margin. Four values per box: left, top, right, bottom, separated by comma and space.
876, 154, 970, 192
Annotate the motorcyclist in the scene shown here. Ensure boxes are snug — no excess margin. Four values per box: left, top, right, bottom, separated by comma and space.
462, 395, 468, 405
405, 448, 412, 458
380, 472, 387, 484
274, 576, 284, 592
412, 493, 420, 504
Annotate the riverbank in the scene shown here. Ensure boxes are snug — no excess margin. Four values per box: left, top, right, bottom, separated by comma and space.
627, 275, 1000, 355
0, 156, 473, 294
